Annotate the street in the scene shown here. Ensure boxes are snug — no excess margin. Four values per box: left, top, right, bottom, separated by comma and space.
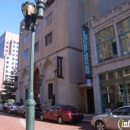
0, 112, 95, 130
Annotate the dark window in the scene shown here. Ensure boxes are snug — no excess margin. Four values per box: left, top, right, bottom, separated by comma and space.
25, 89, 28, 100
112, 107, 130, 115
34, 41, 39, 53
45, 32, 52, 46
63, 105, 76, 110
48, 83, 53, 99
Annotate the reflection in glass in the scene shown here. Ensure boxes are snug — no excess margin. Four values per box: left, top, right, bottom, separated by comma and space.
120, 35, 127, 55
103, 41, 112, 60
96, 26, 117, 62
110, 26, 115, 37
123, 19, 129, 32
100, 30, 105, 42
98, 44, 103, 61
117, 22, 123, 34
116, 70, 123, 79
126, 32, 130, 53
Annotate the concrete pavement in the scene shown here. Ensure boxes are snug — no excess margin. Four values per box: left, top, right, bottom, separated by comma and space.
0, 112, 95, 130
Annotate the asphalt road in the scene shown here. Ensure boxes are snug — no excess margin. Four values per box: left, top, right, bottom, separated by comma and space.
0, 112, 96, 130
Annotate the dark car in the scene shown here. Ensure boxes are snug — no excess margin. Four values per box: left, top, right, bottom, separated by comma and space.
16, 104, 41, 118
7, 102, 21, 114
40, 104, 84, 124
0, 103, 4, 111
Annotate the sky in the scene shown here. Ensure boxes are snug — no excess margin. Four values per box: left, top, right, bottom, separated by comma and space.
0, 0, 35, 36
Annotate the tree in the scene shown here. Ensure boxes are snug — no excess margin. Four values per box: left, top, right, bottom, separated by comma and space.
0, 70, 18, 102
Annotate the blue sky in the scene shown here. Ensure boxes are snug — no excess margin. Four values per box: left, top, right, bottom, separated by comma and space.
0, 0, 34, 36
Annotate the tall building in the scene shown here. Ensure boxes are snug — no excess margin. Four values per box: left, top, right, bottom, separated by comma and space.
0, 31, 19, 90
80, 0, 128, 25
16, 0, 86, 111
16, 0, 129, 114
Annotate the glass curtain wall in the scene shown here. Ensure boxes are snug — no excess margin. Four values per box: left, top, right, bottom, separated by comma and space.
96, 26, 118, 62
99, 67, 130, 113
117, 17, 130, 55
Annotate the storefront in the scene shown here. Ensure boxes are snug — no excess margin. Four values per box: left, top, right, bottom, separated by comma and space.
99, 67, 130, 113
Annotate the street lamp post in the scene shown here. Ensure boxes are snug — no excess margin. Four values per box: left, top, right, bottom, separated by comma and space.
21, 1, 47, 130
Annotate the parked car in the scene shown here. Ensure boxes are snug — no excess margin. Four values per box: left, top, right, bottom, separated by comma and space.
3, 102, 9, 113
16, 103, 41, 118
40, 104, 84, 124
7, 102, 21, 114
91, 105, 130, 130
0, 103, 4, 111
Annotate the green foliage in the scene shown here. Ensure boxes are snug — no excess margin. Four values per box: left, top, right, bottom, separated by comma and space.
0, 70, 17, 102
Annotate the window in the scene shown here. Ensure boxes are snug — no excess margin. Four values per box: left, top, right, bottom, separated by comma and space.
112, 107, 130, 115
35, 24, 40, 36
6, 46, 8, 48
5, 50, 8, 52
7, 57, 9, 59
24, 33, 30, 44
96, 26, 117, 62
6, 66, 8, 68
13, 45, 15, 48
45, 32, 52, 46
46, 0, 55, 8
6, 61, 9, 64
48, 83, 53, 99
12, 62, 14, 65
34, 41, 39, 53
45, 13, 52, 27
6, 70, 8, 73
24, 49, 29, 60
12, 58, 14, 60
13, 49, 15, 52
117, 18, 130, 55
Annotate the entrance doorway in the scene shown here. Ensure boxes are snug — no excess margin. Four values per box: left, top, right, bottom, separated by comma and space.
87, 89, 95, 113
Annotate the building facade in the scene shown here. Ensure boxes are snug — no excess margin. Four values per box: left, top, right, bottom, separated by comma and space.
16, 0, 86, 111
88, 1, 130, 114
0, 31, 19, 90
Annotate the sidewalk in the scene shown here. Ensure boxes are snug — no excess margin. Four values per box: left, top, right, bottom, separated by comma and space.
82, 114, 96, 123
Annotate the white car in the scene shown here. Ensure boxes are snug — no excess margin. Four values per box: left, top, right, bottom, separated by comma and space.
91, 106, 130, 130
0, 103, 4, 111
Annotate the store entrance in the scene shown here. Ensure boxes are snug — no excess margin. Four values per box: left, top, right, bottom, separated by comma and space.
87, 89, 95, 113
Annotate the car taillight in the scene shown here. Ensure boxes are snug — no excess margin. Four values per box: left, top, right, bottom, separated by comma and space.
66, 111, 75, 117
66, 112, 72, 117
79, 112, 83, 115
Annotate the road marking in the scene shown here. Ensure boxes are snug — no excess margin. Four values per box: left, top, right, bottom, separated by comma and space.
20, 118, 26, 128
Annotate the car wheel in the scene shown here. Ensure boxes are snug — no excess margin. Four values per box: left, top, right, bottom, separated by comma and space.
24, 112, 26, 118
57, 116, 64, 124
40, 114, 44, 121
96, 120, 106, 130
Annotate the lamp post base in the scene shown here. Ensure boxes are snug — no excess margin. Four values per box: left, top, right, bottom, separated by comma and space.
26, 99, 36, 130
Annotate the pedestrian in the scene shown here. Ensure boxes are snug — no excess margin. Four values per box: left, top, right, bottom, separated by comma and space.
3, 102, 8, 113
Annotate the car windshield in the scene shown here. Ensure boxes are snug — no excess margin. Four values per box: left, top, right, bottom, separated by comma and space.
0, 103, 3, 106
13, 103, 21, 106
63, 105, 76, 110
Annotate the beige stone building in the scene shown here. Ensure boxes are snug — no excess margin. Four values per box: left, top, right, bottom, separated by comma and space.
16, 0, 86, 111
